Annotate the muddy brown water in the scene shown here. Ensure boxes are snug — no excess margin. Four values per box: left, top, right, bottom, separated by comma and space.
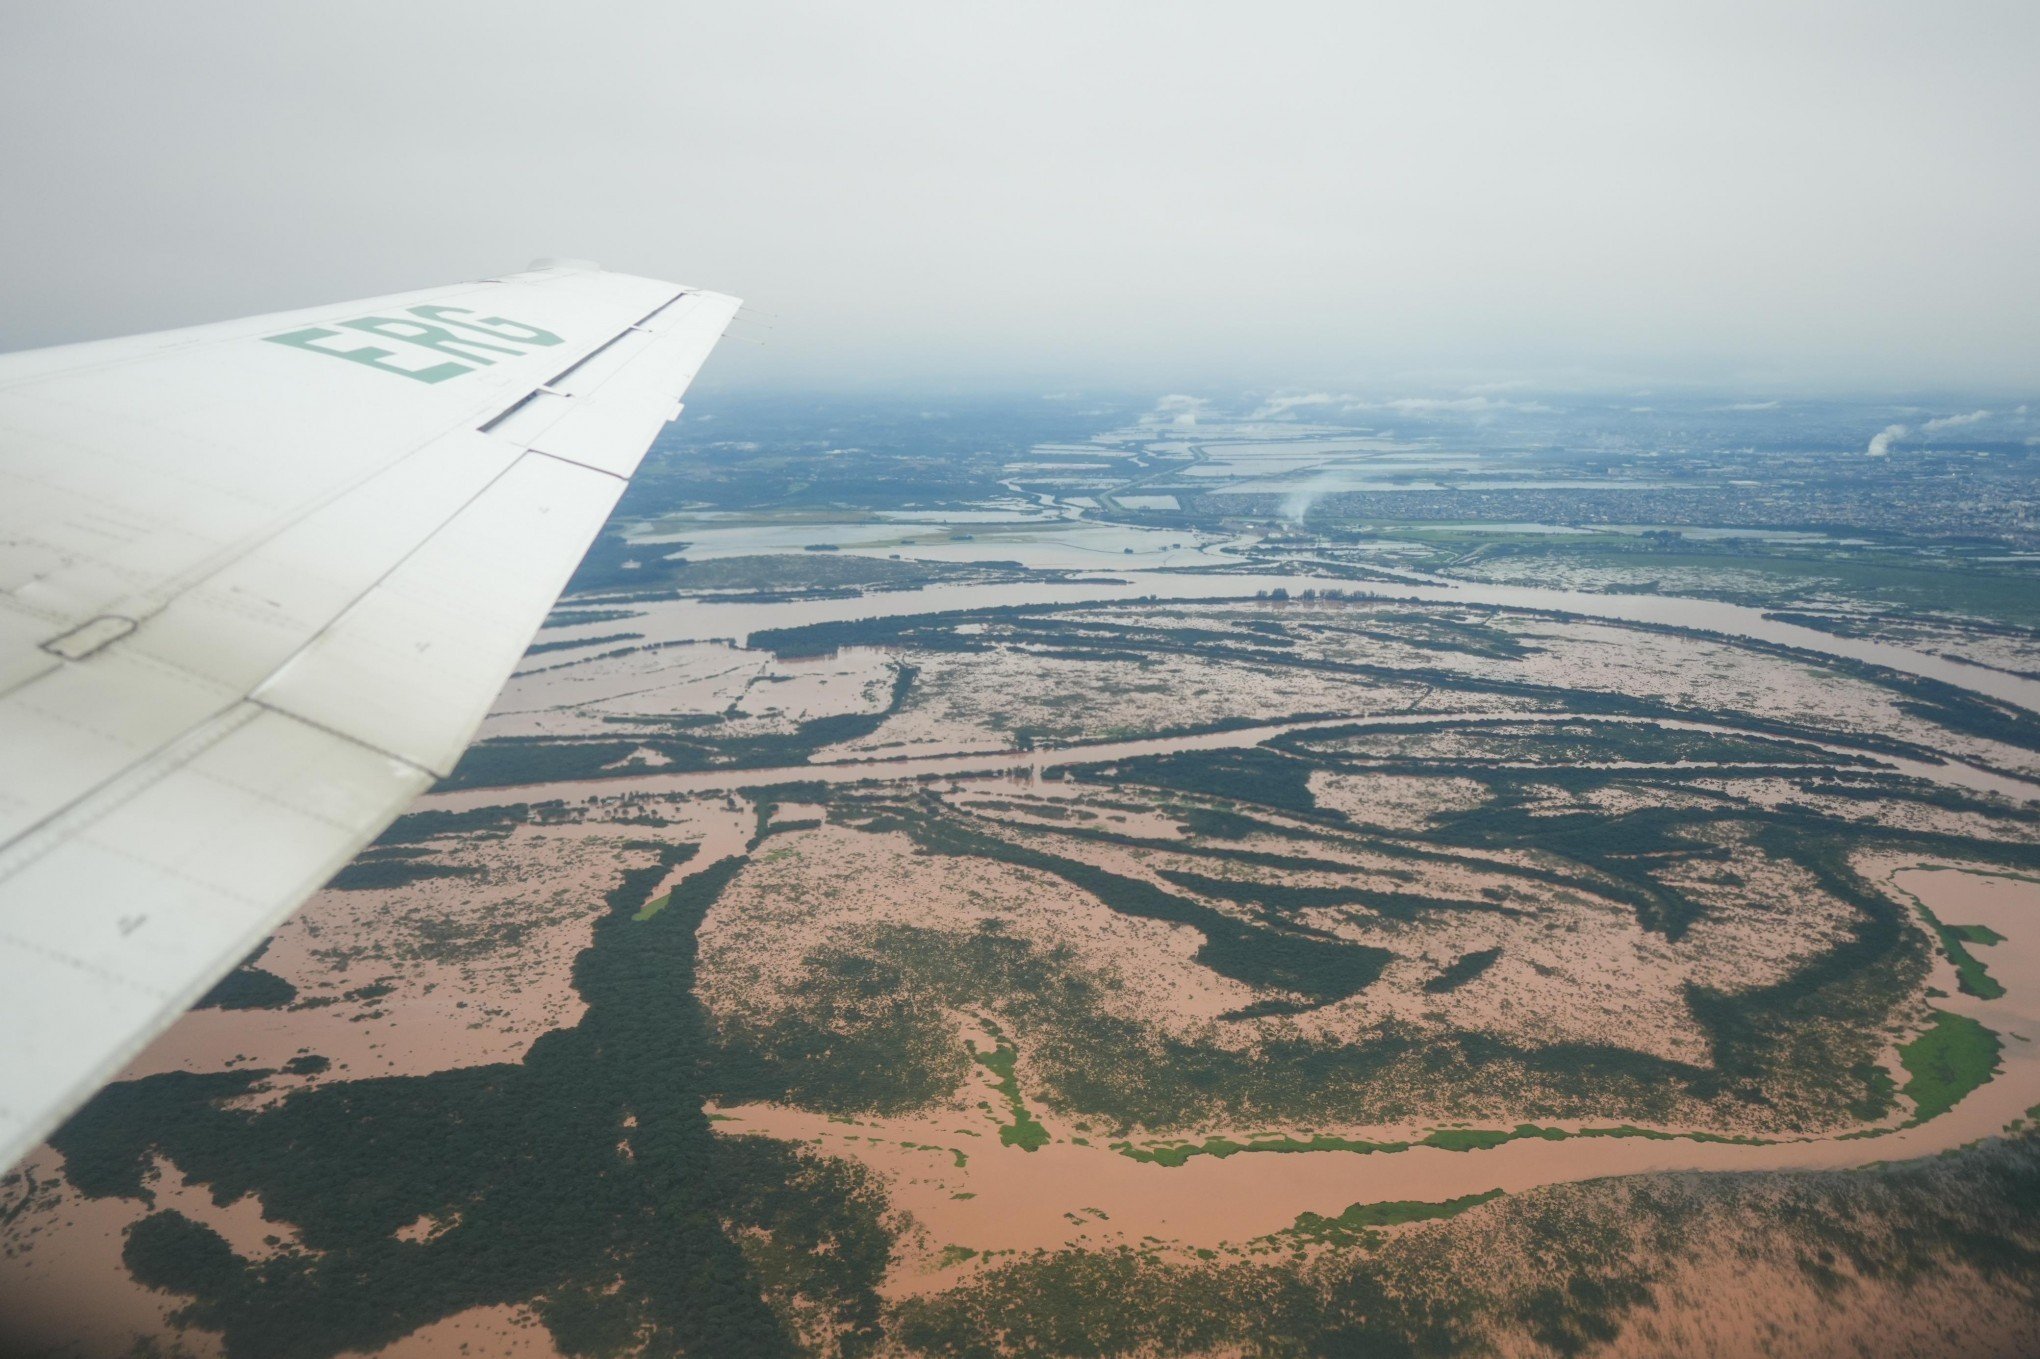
558, 570, 2040, 713
424, 711, 2039, 813
710, 861, 2040, 1269
12, 575, 2040, 1349
392, 573, 2040, 1282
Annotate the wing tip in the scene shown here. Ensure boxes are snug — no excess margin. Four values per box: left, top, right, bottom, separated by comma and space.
507, 260, 742, 313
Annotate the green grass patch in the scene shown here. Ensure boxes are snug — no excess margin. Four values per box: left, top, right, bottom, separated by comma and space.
1572, 1125, 1771, 1146
1277, 1189, 1505, 1246
971, 1029, 1050, 1151
1115, 1120, 1773, 1165
1906, 894, 2006, 1000
1111, 1133, 1410, 1167
1420, 1124, 1567, 1152
1898, 1010, 2001, 1124
629, 845, 700, 921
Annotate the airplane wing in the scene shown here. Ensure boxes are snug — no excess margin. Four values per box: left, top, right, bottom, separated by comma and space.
0, 261, 739, 1170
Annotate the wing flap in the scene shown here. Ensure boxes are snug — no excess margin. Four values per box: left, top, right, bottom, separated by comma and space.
122, 429, 530, 695
0, 703, 431, 1158
253, 451, 627, 774
511, 291, 742, 478
0, 647, 238, 846
529, 388, 686, 478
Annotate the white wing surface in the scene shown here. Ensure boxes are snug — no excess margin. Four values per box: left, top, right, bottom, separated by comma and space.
0, 262, 739, 1169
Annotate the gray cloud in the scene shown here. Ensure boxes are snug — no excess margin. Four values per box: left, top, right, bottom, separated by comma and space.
1867, 424, 1908, 457
1920, 409, 1992, 433
1360, 396, 1554, 415
1, 1, 2037, 392
1143, 395, 1210, 427
1247, 393, 1349, 420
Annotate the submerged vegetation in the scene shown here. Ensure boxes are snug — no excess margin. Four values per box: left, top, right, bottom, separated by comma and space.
1896, 868, 2013, 1000
439, 662, 919, 790
1897, 1011, 2002, 1125
41, 599, 2040, 1355
53, 850, 898, 1358
892, 1130, 2040, 1358
969, 1025, 1050, 1151
1273, 1188, 1505, 1247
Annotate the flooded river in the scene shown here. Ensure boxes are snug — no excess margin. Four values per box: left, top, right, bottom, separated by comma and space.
711, 860, 2040, 1258
425, 711, 2040, 813
474, 569, 2040, 1248
568, 568, 2040, 714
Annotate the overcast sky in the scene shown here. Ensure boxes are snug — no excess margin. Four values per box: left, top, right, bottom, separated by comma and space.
2, 1, 2034, 394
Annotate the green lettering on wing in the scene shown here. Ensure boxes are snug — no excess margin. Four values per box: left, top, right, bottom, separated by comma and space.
339, 317, 528, 366
263, 305, 567, 382
408, 305, 564, 347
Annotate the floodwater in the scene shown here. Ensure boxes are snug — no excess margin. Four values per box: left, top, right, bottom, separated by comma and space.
1210, 478, 1676, 494
13, 559, 2040, 1350
563, 569, 2040, 715
623, 515, 1236, 570
422, 570, 2040, 1270
422, 711, 2040, 815
713, 861, 2040, 1266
